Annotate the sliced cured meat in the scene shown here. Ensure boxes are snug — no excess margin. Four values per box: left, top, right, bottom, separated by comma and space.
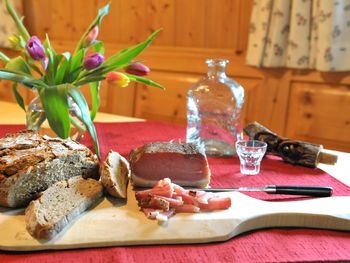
135, 178, 231, 222
198, 197, 232, 210
129, 142, 211, 188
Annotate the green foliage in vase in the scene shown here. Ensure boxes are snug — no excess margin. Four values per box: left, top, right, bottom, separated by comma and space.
0, 0, 164, 157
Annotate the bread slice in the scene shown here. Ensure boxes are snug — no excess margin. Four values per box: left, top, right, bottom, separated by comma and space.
25, 176, 103, 240
0, 130, 99, 208
101, 150, 130, 199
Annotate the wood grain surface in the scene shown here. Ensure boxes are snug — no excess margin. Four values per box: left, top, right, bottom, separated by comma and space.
1, 185, 349, 251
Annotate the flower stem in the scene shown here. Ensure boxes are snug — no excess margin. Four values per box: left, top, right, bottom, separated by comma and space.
69, 115, 86, 134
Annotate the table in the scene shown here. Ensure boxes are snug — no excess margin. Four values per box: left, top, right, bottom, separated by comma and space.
1, 101, 348, 187
0, 101, 349, 263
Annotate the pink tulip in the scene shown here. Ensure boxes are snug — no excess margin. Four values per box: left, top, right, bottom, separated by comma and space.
84, 25, 99, 46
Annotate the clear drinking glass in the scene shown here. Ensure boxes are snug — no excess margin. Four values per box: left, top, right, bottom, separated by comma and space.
236, 140, 267, 175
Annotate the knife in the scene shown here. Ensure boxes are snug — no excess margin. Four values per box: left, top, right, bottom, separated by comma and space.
190, 185, 333, 197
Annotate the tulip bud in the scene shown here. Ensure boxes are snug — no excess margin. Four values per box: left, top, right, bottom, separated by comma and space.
8, 35, 21, 50
125, 62, 150, 76
84, 25, 99, 46
83, 52, 104, 70
106, 72, 130, 88
26, 36, 46, 60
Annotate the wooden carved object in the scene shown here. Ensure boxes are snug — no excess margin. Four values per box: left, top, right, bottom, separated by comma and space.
243, 122, 338, 168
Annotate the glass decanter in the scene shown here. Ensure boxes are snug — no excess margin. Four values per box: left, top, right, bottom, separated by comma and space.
186, 59, 244, 156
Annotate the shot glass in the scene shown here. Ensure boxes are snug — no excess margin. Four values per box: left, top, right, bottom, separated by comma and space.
235, 140, 267, 175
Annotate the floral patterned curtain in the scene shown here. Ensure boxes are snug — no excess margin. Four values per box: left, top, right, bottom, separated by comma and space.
0, 0, 23, 48
246, 0, 350, 72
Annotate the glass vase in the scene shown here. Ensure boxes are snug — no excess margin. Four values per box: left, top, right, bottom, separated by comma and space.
26, 95, 86, 141
186, 58, 245, 157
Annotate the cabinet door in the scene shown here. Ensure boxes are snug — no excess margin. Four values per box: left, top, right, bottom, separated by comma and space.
134, 71, 200, 124
234, 77, 261, 126
286, 82, 350, 151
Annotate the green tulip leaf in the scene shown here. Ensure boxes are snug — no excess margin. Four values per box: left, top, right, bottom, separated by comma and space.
95, 3, 110, 26
26, 58, 44, 76
125, 73, 164, 90
55, 58, 70, 85
73, 76, 105, 86
67, 86, 100, 156
90, 81, 100, 120
5, 56, 31, 75
91, 40, 105, 55
103, 29, 161, 70
0, 52, 10, 63
0, 69, 47, 89
12, 82, 26, 111
74, 3, 110, 53
67, 48, 85, 82
39, 85, 71, 138
62, 52, 71, 61
5, 0, 30, 41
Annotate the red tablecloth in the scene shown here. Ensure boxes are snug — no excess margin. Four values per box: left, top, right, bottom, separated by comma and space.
1, 121, 350, 263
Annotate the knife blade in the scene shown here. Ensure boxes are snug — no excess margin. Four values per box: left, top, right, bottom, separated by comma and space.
189, 185, 333, 197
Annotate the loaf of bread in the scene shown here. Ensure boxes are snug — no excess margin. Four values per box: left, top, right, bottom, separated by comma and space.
25, 176, 103, 240
0, 130, 99, 208
101, 150, 130, 199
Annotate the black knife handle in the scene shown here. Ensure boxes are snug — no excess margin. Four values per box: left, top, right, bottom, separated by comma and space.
266, 185, 333, 197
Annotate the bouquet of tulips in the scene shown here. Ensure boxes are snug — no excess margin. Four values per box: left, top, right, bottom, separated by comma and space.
0, 0, 163, 156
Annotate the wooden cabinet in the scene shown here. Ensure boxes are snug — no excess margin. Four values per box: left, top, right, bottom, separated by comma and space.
287, 82, 350, 152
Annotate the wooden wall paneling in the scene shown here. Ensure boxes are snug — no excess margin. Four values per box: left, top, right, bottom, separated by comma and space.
50, 0, 73, 40
174, 0, 206, 47
252, 70, 292, 135
238, 0, 253, 53
286, 82, 350, 151
134, 71, 200, 124
99, 0, 126, 43
103, 0, 175, 45
204, 0, 238, 49
23, 0, 51, 37
0, 80, 15, 102
119, 0, 149, 43
106, 82, 136, 117
142, 0, 176, 45
71, 0, 97, 40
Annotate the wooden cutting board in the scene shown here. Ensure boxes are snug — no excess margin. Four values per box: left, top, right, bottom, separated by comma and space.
1, 186, 349, 251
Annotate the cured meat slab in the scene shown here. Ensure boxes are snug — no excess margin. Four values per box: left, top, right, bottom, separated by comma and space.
0, 185, 349, 251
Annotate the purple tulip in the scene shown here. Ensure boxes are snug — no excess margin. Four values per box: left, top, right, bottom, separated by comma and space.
26, 36, 46, 60
125, 63, 150, 76
83, 53, 104, 70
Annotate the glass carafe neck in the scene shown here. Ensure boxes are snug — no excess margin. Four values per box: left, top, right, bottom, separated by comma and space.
206, 59, 228, 78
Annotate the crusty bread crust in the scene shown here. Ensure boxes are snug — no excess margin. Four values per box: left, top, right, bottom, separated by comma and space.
0, 130, 99, 208
25, 176, 103, 240
101, 150, 130, 199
